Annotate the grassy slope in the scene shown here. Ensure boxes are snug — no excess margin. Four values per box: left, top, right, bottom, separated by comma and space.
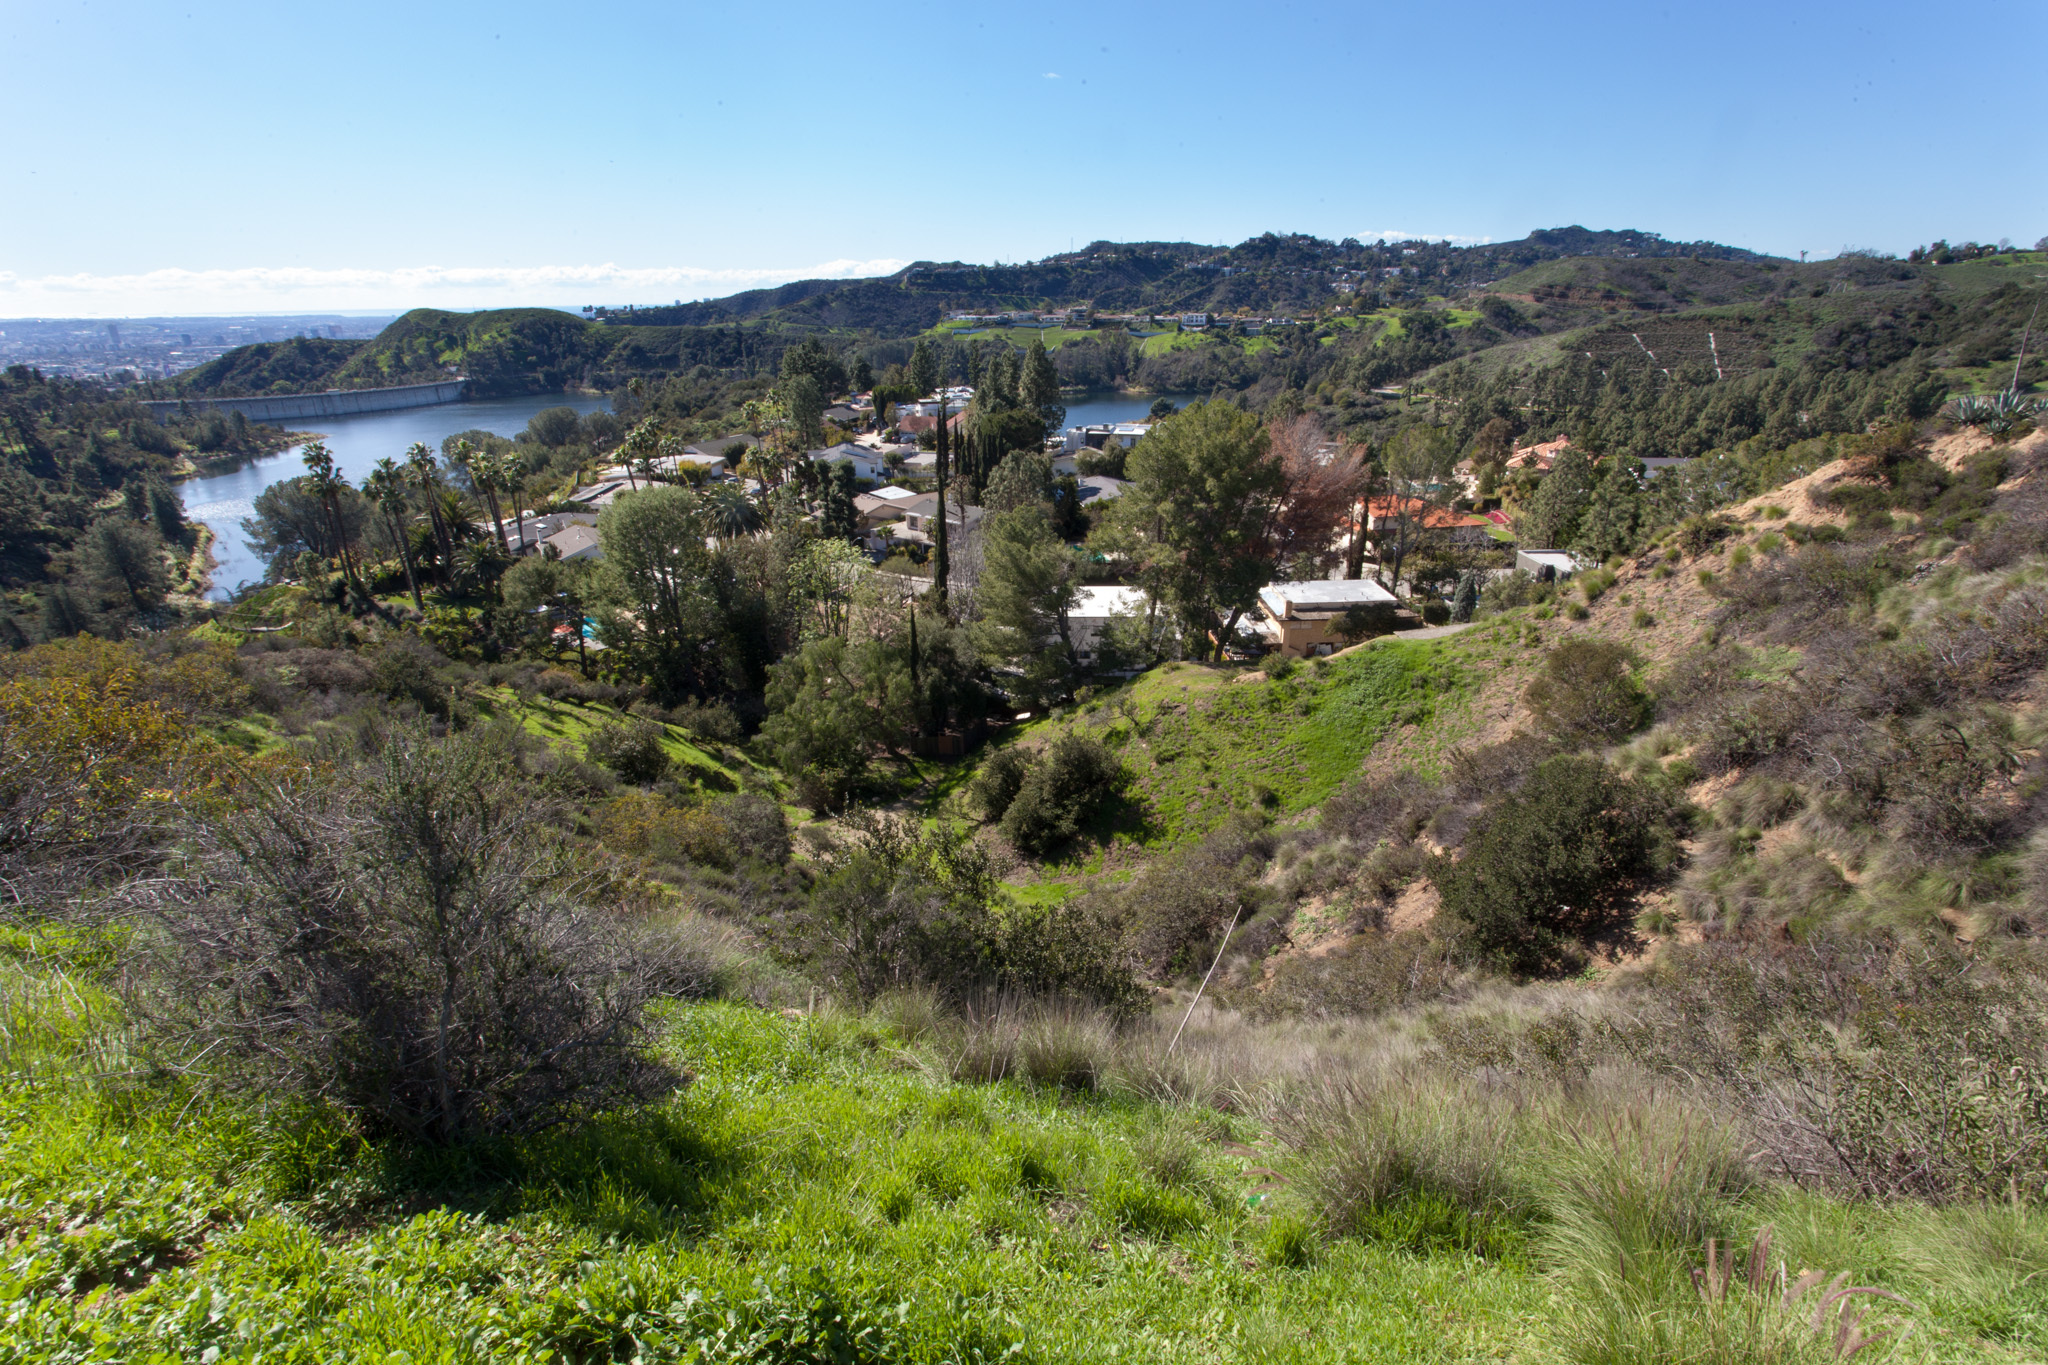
7, 972, 2046, 1363
934, 639, 1479, 865
0, 981, 1545, 1364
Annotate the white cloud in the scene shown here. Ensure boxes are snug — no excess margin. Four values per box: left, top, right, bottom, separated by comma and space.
0, 259, 913, 318
1043, 71, 1060, 79
1354, 229, 1493, 245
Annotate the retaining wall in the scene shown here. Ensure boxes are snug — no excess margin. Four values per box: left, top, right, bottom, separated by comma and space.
142, 379, 466, 423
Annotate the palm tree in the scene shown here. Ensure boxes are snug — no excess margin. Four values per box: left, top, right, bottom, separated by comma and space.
405, 441, 455, 584
453, 439, 508, 553
453, 540, 512, 599
302, 441, 364, 597
619, 418, 663, 491
363, 457, 424, 610
701, 482, 763, 542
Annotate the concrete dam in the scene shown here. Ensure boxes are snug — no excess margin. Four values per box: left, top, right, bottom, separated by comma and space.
142, 378, 466, 424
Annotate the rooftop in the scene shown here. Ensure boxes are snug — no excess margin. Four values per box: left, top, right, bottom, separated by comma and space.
1259, 578, 1397, 619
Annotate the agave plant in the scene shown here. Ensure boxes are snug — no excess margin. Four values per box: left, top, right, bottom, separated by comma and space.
1948, 388, 2045, 437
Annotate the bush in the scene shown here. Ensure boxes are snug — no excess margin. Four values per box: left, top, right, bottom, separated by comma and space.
786, 814, 1140, 1012
1247, 930, 1458, 1021
671, 697, 744, 744
147, 726, 676, 1143
1523, 638, 1652, 744
1000, 735, 1123, 856
1431, 755, 1685, 975
583, 717, 672, 785
711, 791, 791, 865
967, 746, 1032, 822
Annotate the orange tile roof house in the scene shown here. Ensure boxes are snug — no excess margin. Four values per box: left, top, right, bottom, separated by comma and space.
1506, 437, 1571, 472
1361, 497, 1495, 542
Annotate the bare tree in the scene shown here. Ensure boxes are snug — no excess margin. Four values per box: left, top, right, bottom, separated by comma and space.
1265, 415, 1369, 580
146, 726, 677, 1142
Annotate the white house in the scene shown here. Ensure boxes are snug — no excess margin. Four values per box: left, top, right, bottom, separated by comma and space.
1067, 585, 1152, 664
807, 443, 890, 482
1515, 550, 1582, 581
1059, 421, 1153, 455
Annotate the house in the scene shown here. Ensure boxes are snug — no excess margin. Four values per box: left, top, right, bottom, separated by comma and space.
807, 443, 889, 482
1506, 436, 1571, 473
900, 450, 939, 477
674, 448, 733, 479
1059, 421, 1152, 455
1181, 313, 1210, 329
1073, 474, 1129, 508
823, 403, 862, 428
503, 510, 599, 553
1363, 497, 1495, 547
895, 387, 975, 420
896, 411, 968, 440
853, 486, 919, 534
891, 493, 985, 545
1250, 578, 1399, 658
1515, 549, 1581, 581
543, 524, 603, 563
567, 479, 630, 508
1067, 585, 1151, 664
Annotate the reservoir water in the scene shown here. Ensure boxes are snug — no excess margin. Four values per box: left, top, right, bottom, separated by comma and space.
183, 392, 611, 599
1057, 392, 1197, 429
182, 390, 1187, 600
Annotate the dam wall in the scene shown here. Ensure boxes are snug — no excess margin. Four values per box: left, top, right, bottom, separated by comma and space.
142, 379, 466, 423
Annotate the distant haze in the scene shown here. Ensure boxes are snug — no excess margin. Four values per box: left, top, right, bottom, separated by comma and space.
0, 260, 912, 320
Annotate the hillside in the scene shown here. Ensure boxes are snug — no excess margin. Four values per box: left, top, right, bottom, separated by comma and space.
613, 227, 1774, 333
6, 370, 2048, 1362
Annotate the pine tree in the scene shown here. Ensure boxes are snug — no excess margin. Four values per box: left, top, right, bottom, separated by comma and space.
909, 338, 939, 397
1521, 448, 1593, 550
1022, 338, 1064, 435
1573, 458, 1645, 562
146, 479, 186, 546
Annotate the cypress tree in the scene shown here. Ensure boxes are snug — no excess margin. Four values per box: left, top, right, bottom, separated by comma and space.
1451, 570, 1479, 623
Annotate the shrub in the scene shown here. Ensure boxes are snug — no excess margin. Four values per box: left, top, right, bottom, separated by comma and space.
147, 726, 676, 1143
1247, 930, 1457, 1020
787, 814, 1141, 1013
1523, 638, 1652, 745
1431, 755, 1685, 975
711, 791, 791, 865
968, 746, 1032, 822
1115, 827, 1275, 978
1477, 569, 1546, 614
670, 697, 743, 744
584, 717, 672, 785
1000, 735, 1123, 856
371, 636, 450, 714
1676, 514, 1736, 556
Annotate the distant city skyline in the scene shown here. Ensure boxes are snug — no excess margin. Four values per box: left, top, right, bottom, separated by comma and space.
5, 0, 2042, 317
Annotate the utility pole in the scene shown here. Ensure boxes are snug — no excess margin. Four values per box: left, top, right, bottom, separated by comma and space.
2012, 292, 2043, 395
933, 391, 950, 612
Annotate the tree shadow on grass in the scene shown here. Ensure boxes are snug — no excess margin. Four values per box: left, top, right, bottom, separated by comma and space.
339, 1102, 744, 1243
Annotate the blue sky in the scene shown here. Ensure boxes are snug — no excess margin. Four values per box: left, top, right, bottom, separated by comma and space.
4, 0, 2042, 316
